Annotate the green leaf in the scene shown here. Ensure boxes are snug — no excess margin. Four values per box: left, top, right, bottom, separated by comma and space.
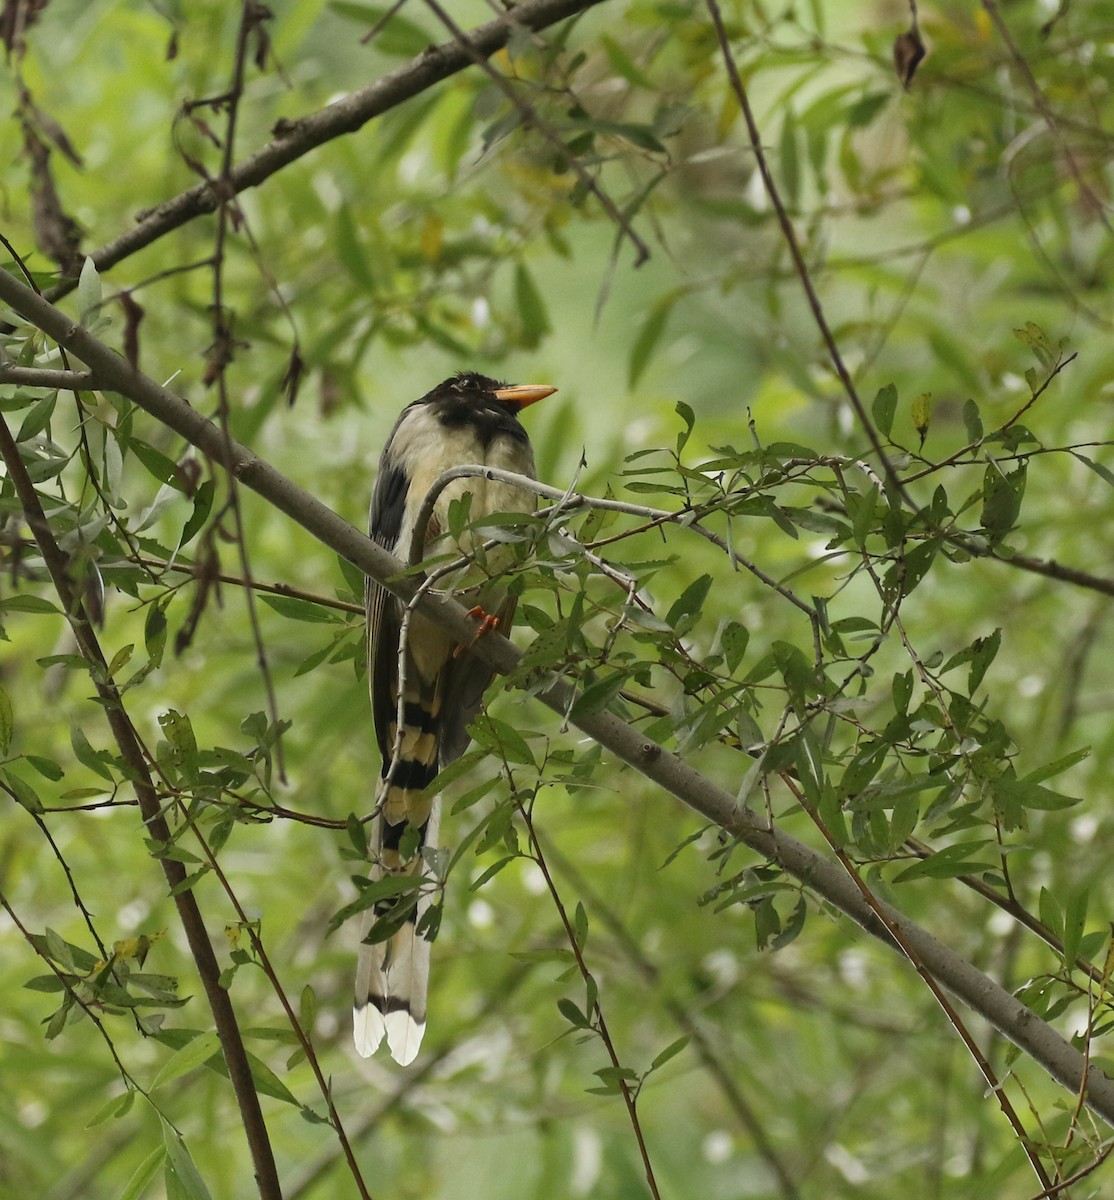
328, 874, 424, 932
77, 256, 102, 326
649, 1035, 691, 1072
962, 399, 983, 443
71, 720, 115, 781
569, 672, 628, 721
243, 1051, 301, 1107
180, 479, 215, 547
600, 33, 654, 88
893, 841, 995, 882
514, 262, 551, 349
572, 901, 589, 950
1071, 453, 1114, 489
298, 985, 318, 1035
980, 462, 1026, 545
25, 754, 63, 781
720, 620, 749, 672
119, 1147, 165, 1200
158, 709, 198, 758
846, 90, 888, 128
628, 297, 675, 389
592, 1065, 638, 1090
86, 1088, 136, 1127
557, 997, 589, 1028
161, 1120, 215, 1200
106, 643, 135, 680
334, 203, 376, 291
258, 594, 340, 623
666, 573, 712, 630
779, 108, 801, 208
4, 768, 44, 814
1022, 746, 1090, 785
872, 383, 897, 437
336, 552, 366, 599
885, 538, 941, 600
966, 628, 1001, 693
1062, 888, 1088, 967
469, 855, 516, 891
0, 594, 60, 614
130, 439, 184, 489
345, 812, 368, 858
449, 775, 498, 815
1013, 321, 1057, 371
674, 399, 695, 454
144, 600, 168, 670
16, 390, 57, 442
470, 714, 536, 767
0, 682, 12, 755
1038, 886, 1063, 942
151, 1031, 222, 1091
992, 776, 1081, 812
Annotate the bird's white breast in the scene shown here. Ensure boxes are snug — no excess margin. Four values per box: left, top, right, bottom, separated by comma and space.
388, 404, 537, 566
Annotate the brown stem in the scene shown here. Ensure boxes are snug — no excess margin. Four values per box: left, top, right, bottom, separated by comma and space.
520, 802, 662, 1199
44, 0, 611, 301
0, 269, 1112, 1125
0, 415, 283, 1199
704, 0, 905, 497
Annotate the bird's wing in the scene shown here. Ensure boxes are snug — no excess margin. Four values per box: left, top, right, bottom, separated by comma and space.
356, 448, 447, 1063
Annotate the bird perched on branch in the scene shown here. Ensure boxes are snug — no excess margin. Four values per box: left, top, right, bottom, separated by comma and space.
354, 371, 556, 1065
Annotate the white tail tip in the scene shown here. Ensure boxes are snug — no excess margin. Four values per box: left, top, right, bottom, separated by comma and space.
353, 1002, 425, 1065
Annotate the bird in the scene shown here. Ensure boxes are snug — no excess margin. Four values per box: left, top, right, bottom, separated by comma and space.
354, 371, 556, 1065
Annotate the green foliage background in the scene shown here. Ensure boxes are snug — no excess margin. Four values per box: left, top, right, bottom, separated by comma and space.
2, 1, 1114, 1197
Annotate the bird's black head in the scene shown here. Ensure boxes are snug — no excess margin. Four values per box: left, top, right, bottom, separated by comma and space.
449, 371, 504, 397
429, 372, 556, 413
415, 372, 555, 448
417, 372, 556, 427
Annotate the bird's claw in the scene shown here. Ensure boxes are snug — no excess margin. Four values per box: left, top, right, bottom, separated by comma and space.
453, 606, 500, 658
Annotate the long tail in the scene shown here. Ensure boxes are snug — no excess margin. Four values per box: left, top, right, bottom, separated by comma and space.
352, 796, 440, 1065
354, 637, 444, 1065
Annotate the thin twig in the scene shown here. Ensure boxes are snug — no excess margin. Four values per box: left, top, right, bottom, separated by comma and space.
44, 0, 611, 302
0, 410, 283, 1200
202, 0, 288, 782
517, 791, 662, 1199
791, 779, 1055, 1193
980, 0, 1110, 229
422, 0, 650, 266
704, 0, 905, 496
0, 270, 1111, 1124
546, 840, 803, 1200
0, 366, 93, 388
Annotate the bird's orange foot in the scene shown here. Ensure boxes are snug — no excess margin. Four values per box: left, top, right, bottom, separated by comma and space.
453, 606, 501, 658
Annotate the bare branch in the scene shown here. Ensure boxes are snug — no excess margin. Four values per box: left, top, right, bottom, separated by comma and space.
0, 365, 93, 388
0, 395, 283, 1199
45, 0, 611, 300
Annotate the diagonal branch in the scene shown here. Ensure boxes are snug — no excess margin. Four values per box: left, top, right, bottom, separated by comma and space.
0, 400, 282, 1199
2, 267, 1114, 1125
45, 0, 611, 301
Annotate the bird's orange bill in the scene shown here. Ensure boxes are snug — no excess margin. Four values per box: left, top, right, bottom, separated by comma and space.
492, 383, 557, 409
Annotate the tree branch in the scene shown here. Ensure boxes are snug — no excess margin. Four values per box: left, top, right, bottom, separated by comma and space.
1, 267, 1112, 1125
45, 0, 611, 300
0, 365, 93, 388
0, 393, 282, 1198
